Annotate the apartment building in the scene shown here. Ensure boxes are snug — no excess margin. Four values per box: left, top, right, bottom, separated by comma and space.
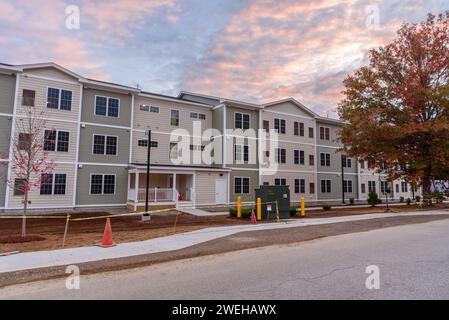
0, 62, 419, 212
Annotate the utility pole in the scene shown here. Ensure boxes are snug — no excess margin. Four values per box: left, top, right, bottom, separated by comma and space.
144, 129, 152, 215
341, 154, 345, 204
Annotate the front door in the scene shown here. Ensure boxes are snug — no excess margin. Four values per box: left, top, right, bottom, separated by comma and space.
215, 179, 227, 204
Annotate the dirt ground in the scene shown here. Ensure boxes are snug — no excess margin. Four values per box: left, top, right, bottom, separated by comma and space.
0, 212, 249, 253
1, 203, 448, 253
2, 214, 448, 288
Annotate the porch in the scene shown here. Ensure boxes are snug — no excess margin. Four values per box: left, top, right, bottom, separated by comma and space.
127, 171, 195, 210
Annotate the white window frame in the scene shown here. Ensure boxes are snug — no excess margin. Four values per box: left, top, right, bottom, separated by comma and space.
234, 176, 250, 194
170, 109, 180, 126
343, 179, 353, 193
319, 126, 331, 140
92, 134, 119, 156
44, 129, 71, 153
320, 152, 331, 166
89, 173, 117, 195
46, 86, 73, 111
40, 172, 67, 196
94, 95, 121, 118
234, 112, 250, 130
320, 179, 332, 193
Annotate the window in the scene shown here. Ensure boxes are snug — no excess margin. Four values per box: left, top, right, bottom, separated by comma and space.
308, 127, 314, 138
235, 177, 250, 194
275, 148, 286, 164
138, 139, 148, 147
169, 142, 178, 159
275, 178, 287, 186
295, 179, 305, 193
18, 133, 32, 151
294, 150, 305, 165
199, 113, 206, 120
140, 105, 149, 112
294, 122, 304, 136
190, 112, 198, 119
170, 110, 180, 126
309, 182, 315, 194
361, 183, 366, 194
47, 88, 72, 111
319, 127, 330, 140
395, 184, 399, 193
343, 180, 353, 193
401, 182, 408, 193
263, 182, 269, 186
360, 160, 365, 169
40, 173, 66, 195
234, 145, 249, 162
90, 174, 115, 195
368, 181, 376, 193
320, 153, 331, 166
380, 181, 389, 194
13, 178, 27, 196
150, 106, 159, 113
95, 96, 119, 117
93, 135, 117, 155
309, 154, 315, 166
22, 89, 35, 106
321, 180, 332, 193
342, 155, 352, 168
263, 120, 269, 132
274, 118, 286, 134
235, 113, 250, 129
44, 130, 70, 152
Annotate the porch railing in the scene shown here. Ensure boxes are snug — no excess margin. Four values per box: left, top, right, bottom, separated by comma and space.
128, 188, 175, 202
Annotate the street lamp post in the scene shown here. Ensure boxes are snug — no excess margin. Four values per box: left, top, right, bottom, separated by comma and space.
341, 154, 345, 204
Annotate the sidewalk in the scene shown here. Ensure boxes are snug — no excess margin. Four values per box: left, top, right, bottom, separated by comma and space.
1, 211, 448, 274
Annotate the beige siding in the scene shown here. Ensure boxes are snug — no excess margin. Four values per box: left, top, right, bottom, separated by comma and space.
23, 67, 78, 82
264, 101, 314, 118
195, 171, 228, 205
261, 172, 317, 202
134, 96, 213, 134
17, 74, 81, 122
7, 163, 75, 208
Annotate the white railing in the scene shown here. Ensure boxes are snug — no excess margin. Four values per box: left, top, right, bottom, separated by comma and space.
133, 188, 174, 202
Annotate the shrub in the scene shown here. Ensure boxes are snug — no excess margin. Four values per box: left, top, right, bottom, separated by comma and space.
289, 207, 298, 216
228, 207, 253, 218
367, 192, 381, 207
406, 198, 411, 205
349, 198, 355, 205
322, 204, 332, 211
433, 192, 445, 204
399, 196, 404, 203
415, 195, 421, 203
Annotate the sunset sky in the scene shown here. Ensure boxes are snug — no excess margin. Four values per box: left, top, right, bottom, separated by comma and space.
0, 0, 447, 117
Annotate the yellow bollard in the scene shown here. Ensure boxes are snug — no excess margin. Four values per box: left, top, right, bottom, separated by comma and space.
237, 196, 242, 219
257, 197, 262, 221
300, 196, 305, 217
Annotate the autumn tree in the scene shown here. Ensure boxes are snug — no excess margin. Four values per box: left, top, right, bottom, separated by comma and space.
338, 12, 449, 205
0, 106, 55, 237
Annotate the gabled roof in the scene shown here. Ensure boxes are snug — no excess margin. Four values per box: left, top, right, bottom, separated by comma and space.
179, 91, 263, 110
262, 97, 319, 118
17, 62, 84, 81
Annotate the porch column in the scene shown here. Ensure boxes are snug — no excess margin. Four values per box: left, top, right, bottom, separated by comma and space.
173, 173, 177, 202
134, 171, 139, 211
193, 172, 196, 208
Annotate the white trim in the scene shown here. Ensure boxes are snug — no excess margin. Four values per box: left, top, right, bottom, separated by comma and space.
0, 112, 13, 117
129, 94, 135, 164
169, 108, 180, 127
130, 165, 230, 173
76, 203, 128, 208
39, 172, 68, 196
18, 62, 83, 81
139, 92, 212, 109
78, 162, 129, 167
227, 167, 259, 171
23, 73, 79, 85
43, 128, 71, 153
72, 83, 83, 207
263, 109, 315, 121
223, 104, 227, 168
82, 121, 131, 130
318, 125, 331, 141
4, 73, 19, 209
233, 111, 251, 130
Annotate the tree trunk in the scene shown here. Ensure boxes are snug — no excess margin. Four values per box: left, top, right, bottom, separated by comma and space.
21, 191, 28, 238
422, 175, 433, 206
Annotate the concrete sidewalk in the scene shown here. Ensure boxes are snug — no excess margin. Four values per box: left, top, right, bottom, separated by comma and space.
1, 211, 448, 274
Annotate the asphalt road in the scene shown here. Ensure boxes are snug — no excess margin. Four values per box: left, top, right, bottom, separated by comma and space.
1, 219, 449, 299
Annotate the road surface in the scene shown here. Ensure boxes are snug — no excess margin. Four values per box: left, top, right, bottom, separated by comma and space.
1, 219, 449, 299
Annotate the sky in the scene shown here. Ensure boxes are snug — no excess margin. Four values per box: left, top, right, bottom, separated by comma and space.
0, 0, 448, 117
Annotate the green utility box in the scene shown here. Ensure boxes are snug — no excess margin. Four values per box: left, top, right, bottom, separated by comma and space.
255, 185, 291, 220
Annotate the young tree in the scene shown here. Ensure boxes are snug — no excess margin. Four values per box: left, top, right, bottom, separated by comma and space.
0, 106, 55, 237
338, 12, 449, 205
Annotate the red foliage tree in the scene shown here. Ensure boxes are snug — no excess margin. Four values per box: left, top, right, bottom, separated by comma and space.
338, 12, 449, 205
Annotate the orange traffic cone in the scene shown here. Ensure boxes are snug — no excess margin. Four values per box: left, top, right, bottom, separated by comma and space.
251, 209, 257, 224
97, 218, 116, 248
